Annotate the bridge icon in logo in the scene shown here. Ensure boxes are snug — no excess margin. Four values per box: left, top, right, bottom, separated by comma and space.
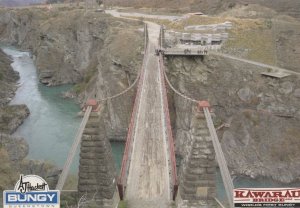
3, 175, 60, 208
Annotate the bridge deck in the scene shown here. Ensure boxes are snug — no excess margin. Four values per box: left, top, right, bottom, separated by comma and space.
125, 22, 171, 207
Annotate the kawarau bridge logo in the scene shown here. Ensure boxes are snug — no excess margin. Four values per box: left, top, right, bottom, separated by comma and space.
3, 175, 60, 208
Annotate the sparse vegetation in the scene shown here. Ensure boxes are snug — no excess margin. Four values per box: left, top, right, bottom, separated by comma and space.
73, 83, 86, 94
118, 201, 127, 208
60, 191, 78, 208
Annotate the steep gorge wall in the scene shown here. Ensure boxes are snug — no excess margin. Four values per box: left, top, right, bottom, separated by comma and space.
0, 49, 19, 106
0, 7, 143, 86
166, 55, 300, 183
0, 7, 144, 141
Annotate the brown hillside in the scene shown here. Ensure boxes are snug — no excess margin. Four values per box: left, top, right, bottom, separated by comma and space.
108, 0, 300, 20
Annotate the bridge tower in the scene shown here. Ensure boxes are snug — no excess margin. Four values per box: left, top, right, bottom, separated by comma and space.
177, 102, 217, 208
78, 100, 118, 207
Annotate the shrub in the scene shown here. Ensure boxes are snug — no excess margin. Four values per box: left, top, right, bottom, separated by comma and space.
118, 201, 127, 208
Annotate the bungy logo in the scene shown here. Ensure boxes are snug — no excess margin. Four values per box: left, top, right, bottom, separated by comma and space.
3, 175, 60, 208
234, 188, 300, 208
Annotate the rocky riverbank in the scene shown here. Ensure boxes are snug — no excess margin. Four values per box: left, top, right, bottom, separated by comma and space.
0, 104, 29, 134
0, 132, 61, 190
0, 49, 61, 193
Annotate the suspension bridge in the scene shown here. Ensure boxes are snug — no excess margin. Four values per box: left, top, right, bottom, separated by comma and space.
51, 8, 246, 205
54, 20, 234, 208
48, 7, 300, 207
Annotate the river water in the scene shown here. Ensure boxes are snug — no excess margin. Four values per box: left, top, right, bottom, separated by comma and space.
3, 47, 124, 173
3, 47, 299, 203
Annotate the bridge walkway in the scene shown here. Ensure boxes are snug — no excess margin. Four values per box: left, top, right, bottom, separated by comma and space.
125, 22, 171, 208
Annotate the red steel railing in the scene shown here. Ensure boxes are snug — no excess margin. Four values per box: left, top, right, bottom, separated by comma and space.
159, 53, 178, 200
159, 26, 178, 200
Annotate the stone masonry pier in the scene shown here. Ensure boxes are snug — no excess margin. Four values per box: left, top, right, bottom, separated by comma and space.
177, 107, 217, 208
78, 104, 119, 208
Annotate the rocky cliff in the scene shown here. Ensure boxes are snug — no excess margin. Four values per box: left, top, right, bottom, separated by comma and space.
0, 6, 144, 141
0, 49, 19, 106
0, 7, 143, 86
166, 55, 300, 183
0, 133, 61, 190
0, 105, 29, 134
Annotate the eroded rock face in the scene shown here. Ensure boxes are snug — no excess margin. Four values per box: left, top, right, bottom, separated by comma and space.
0, 133, 28, 162
0, 134, 60, 190
237, 87, 254, 102
0, 105, 30, 134
166, 55, 300, 183
0, 8, 143, 141
0, 49, 19, 106
0, 8, 143, 86
222, 111, 300, 183
20, 160, 61, 189
294, 89, 300, 98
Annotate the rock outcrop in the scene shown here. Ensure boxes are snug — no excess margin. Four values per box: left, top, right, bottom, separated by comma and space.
0, 7, 143, 86
0, 133, 61, 190
0, 105, 30, 134
0, 49, 19, 106
0, 133, 28, 162
166, 55, 300, 183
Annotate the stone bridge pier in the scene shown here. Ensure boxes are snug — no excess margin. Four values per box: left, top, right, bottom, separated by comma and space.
177, 105, 217, 208
78, 101, 119, 208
